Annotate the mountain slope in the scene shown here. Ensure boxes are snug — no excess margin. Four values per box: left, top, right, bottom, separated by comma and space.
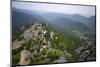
82, 16, 96, 30
12, 23, 81, 65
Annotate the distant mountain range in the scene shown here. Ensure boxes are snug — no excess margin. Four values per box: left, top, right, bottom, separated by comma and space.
12, 8, 96, 34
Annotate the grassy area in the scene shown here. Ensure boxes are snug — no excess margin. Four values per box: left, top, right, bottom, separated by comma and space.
47, 48, 62, 61
48, 29, 80, 62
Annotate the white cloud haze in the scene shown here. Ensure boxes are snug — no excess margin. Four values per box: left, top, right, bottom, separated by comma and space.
12, 1, 95, 17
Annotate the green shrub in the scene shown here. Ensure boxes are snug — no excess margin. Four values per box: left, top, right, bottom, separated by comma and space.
12, 31, 23, 41
66, 53, 79, 62
12, 52, 20, 64
17, 36, 24, 41
47, 49, 62, 61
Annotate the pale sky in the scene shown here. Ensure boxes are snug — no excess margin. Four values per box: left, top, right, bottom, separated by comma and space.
12, 1, 95, 17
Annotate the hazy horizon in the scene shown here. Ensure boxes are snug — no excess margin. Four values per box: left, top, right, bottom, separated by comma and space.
12, 1, 95, 17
